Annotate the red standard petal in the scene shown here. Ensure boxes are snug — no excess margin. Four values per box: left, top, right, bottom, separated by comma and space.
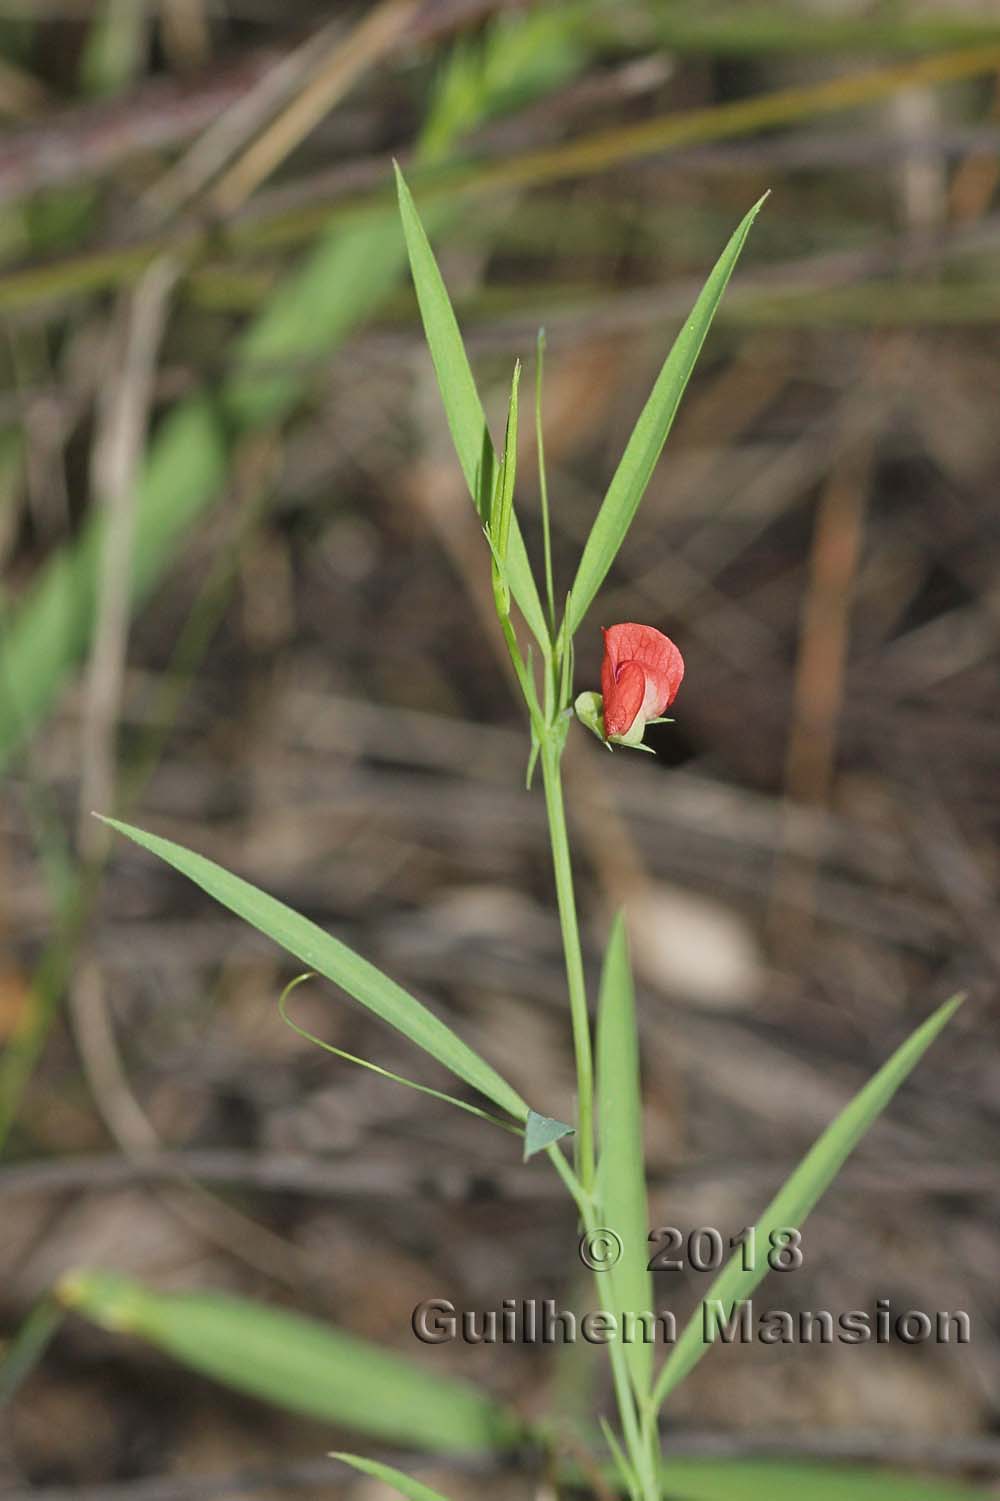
602, 622, 684, 722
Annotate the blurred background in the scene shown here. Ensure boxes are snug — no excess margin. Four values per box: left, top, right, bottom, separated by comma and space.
1, 0, 998, 1496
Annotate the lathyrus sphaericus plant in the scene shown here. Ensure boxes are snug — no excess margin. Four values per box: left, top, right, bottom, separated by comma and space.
76, 170, 963, 1501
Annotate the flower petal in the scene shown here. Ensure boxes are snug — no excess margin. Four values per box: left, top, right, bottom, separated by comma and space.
603, 659, 646, 738
603, 623, 684, 719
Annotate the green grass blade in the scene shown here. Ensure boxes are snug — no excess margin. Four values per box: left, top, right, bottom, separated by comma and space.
331, 1455, 454, 1500
596, 913, 653, 1403
651, 994, 964, 1411
100, 816, 528, 1122
58, 1271, 519, 1454
567, 195, 766, 638
395, 165, 549, 650
657, 1457, 982, 1501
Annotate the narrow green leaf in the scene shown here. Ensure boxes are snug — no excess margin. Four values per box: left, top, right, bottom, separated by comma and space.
491, 359, 521, 568
58, 1271, 519, 1454
598, 1416, 641, 1501
331, 1454, 454, 1500
99, 816, 528, 1122
394, 165, 549, 649
523, 1108, 574, 1160
658, 1457, 982, 1501
652, 994, 964, 1411
596, 914, 653, 1403
567, 195, 767, 637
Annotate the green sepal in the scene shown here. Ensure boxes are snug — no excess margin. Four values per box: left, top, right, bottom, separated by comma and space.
574, 690, 606, 743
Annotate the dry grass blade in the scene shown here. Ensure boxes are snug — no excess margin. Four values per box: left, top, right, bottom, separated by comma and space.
210, 0, 420, 216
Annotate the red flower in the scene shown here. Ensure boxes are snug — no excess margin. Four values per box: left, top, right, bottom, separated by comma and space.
600, 623, 684, 740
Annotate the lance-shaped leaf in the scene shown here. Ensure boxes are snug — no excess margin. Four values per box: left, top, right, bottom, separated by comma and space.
395, 166, 549, 650
567, 195, 767, 638
596, 914, 653, 1403
652, 993, 964, 1411
58, 1271, 518, 1454
99, 817, 528, 1122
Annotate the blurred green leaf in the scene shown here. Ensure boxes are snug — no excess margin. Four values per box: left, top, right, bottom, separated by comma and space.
101, 816, 528, 1122
0, 399, 226, 770
79, 0, 147, 96
658, 1457, 982, 1500
421, 3, 587, 157
652, 994, 964, 1411
395, 166, 549, 650
596, 914, 653, 1404
59, 1271, 518, 1454
567, 195, 766, 638
331, 1454, 454, 1500
224, 206, 410, 428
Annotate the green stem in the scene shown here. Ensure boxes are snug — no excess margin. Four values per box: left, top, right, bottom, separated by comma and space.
546, 1143, 658, 1501
634, 1396, 663, 1501
540, 740, 595, 1194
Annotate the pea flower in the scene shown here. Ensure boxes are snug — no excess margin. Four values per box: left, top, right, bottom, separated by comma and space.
575, 622, 684, 751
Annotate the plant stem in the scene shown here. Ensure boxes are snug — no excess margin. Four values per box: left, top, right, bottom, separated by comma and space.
540, 740, 595, 1194
547, 1143, 659, 1501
